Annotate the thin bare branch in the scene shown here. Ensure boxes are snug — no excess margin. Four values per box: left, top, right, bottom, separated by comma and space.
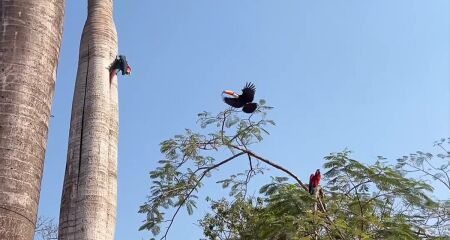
160, 152, 245, 240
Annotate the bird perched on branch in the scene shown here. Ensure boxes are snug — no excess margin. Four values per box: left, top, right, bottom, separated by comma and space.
222, 82, 258, 113
309, 169, 321, 195
312, 169, 321, 188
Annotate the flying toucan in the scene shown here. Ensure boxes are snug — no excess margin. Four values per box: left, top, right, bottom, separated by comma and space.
222, 82, 258, 113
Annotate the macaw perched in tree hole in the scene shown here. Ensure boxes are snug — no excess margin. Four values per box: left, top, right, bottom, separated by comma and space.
109, 55, 132, 81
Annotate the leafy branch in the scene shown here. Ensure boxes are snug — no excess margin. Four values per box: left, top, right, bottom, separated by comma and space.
139, 101, 327, 239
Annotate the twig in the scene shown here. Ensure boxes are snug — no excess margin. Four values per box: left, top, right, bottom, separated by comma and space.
229, 145, 306, 188
160, 152, 245, 240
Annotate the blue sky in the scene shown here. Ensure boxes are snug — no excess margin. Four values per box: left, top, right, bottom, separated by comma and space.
39, 1, 449, 239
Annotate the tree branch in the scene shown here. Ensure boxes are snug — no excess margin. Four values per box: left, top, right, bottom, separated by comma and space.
160, 152, 246, 240
229, 145, 306, 188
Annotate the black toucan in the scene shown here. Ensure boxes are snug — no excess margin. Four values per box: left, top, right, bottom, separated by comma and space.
222, 82, 258, 113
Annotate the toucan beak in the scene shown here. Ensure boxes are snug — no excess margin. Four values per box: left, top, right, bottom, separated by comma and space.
223, 90, 238, 98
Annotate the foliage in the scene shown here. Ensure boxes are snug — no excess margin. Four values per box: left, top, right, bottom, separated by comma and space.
323, 151, 437, 239
396, 138, 450, 236
200, 150, 445, 240
139, 101, 284, 239
200, 178, 316, 240
139, 103, 449, 239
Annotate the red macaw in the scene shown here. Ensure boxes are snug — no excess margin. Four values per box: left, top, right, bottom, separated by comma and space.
312, 169, 321, 188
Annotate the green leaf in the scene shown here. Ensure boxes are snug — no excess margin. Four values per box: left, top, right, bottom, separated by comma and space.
186, 203, 194, 215
266, 120, 276, 126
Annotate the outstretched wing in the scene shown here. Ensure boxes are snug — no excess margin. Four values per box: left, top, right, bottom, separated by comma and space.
224, 97, 245, 108
241, 82, 256, 103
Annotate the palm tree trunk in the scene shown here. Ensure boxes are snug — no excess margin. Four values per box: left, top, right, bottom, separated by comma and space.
58, 0, 118, 239
0, 1, 65, 239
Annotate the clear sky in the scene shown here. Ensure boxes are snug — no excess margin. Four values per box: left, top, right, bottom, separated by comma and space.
38, 1, 449, 239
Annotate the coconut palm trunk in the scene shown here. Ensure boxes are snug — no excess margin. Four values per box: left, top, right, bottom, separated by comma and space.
58, 0, 119, 239
0, 1, 65, 239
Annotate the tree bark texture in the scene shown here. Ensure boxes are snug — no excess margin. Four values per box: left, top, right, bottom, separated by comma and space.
58, 0, 118, 239
0, 0, 65, 239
